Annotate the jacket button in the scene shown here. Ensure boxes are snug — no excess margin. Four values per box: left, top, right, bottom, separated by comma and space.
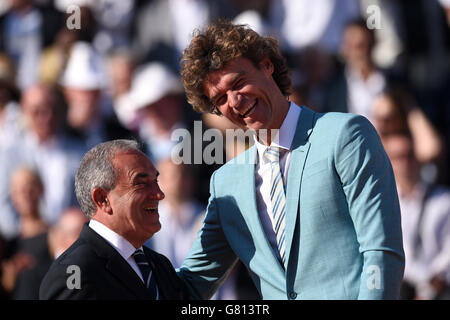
289, 292, 297, 300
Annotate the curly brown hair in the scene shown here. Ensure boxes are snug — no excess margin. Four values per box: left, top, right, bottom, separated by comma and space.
180, 19, 292, 115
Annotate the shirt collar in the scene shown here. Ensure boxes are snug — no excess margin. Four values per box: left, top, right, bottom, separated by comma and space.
255, 101, 302, 157
89, 219, 139, 260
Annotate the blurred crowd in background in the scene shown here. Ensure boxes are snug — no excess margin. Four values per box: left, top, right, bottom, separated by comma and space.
1, 0, 450, 300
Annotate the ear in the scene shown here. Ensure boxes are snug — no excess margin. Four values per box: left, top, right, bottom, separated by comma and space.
259, 58, 274, 77
92, 188, 112, 214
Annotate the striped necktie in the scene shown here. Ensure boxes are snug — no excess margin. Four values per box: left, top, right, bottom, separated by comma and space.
133, 249, 158, 299
264, 146, 287, 268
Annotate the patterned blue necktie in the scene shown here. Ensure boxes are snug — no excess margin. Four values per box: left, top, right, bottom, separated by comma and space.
264, 146, 287, 268
133, 249, 158, 299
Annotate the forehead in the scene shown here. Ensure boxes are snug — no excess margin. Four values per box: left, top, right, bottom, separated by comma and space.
344, 25, 371, 43
23, 88, 51, 107
203, 58, 256, 96
385, 137, 412, 156
111, 150, 155, 179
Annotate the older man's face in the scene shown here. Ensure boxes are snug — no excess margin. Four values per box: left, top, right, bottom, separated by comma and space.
106, 150, 165, 245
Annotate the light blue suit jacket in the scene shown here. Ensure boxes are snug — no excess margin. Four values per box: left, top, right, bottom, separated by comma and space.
178, 106, 405, 299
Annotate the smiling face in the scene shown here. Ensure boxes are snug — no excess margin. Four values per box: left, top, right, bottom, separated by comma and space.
103, 150, 165, 247
203, 57, 289, 143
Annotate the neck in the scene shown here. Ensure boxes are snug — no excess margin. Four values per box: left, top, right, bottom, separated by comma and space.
167, 196, 183, 210
397, 176, 419, 197
259, 99, 290, 146
92, 215, 147, 249
20, 215, 46, 238
350, 61, 374, 81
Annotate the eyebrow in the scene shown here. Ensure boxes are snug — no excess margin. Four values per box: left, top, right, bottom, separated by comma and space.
210, 72, 244, 104
132, 170, 159, 182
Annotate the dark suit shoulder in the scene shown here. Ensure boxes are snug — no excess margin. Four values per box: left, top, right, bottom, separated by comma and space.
39, 238, 100, 300
145, 247, 174, 268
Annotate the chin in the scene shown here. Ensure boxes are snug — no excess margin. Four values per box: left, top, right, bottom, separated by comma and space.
150, 222, 162, 235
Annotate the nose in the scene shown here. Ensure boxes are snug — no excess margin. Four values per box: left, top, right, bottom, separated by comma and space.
154, 184, 165, 201
227, 90, 242, 110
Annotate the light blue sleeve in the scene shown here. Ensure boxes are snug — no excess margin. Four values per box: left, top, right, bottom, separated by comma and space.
177, 171, 238, 300
334, 115, 405, 299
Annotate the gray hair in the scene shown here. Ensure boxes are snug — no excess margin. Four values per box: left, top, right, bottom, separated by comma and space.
75, 139, 140, 218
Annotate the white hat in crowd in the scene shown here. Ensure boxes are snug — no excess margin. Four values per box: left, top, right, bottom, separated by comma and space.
115, 62, 183, 129
59, 41, 107, 90
129, 62, 183, 110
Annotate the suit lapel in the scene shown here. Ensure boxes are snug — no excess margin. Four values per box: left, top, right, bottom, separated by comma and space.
81, 224, 152, 299
284, 107, 315, 270
105, 253, 152, 299
238, 145, 286, 276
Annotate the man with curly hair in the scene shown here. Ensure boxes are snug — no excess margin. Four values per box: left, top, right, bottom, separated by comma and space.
177, 20, 404, 299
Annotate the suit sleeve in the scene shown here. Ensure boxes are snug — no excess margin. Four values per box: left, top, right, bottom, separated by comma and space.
334, 115, 405, 299
177, 171, 239, 300
148, 250, 191, 300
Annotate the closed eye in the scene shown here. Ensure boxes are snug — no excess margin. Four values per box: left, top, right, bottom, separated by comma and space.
233, 79, 245, 90
215, 95, 226, 107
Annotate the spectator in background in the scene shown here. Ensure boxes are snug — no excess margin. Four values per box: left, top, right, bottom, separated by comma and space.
274, 0, 360, 55
233, 0, 360, 56
0, 84, 85, 238
47, 206, 86, 260
2, 166, 52, 299
0, 53, 22, 150
131, 0, 238, 69
60, 41, 136, 148
116, 61, 187, 163
107, 50, 135, 130
0, 0, 64, 90
0, 234, 10, 299
0, 54, 23, 239
108, 50, 134, 101
288, 45, 336, 112
39, 27, 78, 86
89, 0, 135, 54
54, 0, 132, 55
38, 3, 98, 85
371, 86, 444, 183
131, 0, 209, 69
384, 133, 450, 300
59, 40, 108, 147
323, 18, 386, 122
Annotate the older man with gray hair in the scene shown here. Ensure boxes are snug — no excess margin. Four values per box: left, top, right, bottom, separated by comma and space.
39, 139, 189, 300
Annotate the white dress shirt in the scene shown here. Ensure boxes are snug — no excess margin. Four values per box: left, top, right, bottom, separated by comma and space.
88, 219, 146, 283
254, 102, 301, 259
399, 182, 450, 298
346, 67, 386, 122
